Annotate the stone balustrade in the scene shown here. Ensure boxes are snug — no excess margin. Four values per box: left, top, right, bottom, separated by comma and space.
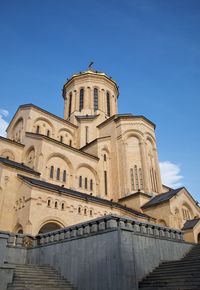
0, 215, 184, 249
0, 231, 35, 249
35, 215, 184, 246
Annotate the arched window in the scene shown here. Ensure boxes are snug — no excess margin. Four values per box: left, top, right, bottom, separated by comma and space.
47, 199, 51, 207
104, 154, 107, 161
50, 166, 54, 178
56, 168, 60, 180
84, 208, 87, 215
36, 126, 40, 134
90, 179, 93, 191
79, 176, 82, 187
69, 140, 72, 146
78, 207, 81, 214
63, 170, 67, 182
79, 88, 84, 111
68, 92, 72, 117
55, 201, 58, 208
47, 130, 50, 137
61, 203, 65, 210
94, 88, 98, 111
60, 136, 63, 143
90, 209, 93, 216
85, 177, 88, 189
106, 92, 110, 116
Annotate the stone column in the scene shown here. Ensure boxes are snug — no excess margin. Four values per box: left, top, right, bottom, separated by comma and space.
121, 140, 129, 196
115, 96, 118, 115
87, 87, 92, 113
0, 232, 9, 265
74, 90, 77, 112
101, 89, 105, 114
99, 89, 103, 111
64, 97, 68, 119
111, 95, 115, 116
153, 148, 163, 192
140, 141, 150, 192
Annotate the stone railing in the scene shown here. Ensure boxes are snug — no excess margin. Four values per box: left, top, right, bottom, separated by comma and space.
0, 231, 36, 248
35, 215, 184, 246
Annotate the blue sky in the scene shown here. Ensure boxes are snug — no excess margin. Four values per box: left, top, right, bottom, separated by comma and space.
0, 0, 199, 201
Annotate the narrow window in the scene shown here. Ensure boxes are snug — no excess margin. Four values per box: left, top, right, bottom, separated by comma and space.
106, 92, 110, 116
139, 168, 143, 189
56, 168, 60, 180
78, 207, 81, 214
85, 126, 88, 144
47, 130, 50, 137
55, 201, 58, 208
36, 126, 40, 134
85, 177, 88, 189
84, 208, 87, 215
134, 165, 138, 190
79, 88, 84, 111
50, 166, 54, 178
79, 176, 82, 187
69, 140, 72, 146
104, 170, 108, 195
104, 154, 107, 161
90, 179, 93, 191
130, 168, 135, 191
90, 209, 93, 216
68, 93, 72, 117
47, 199, 51, 207
63, 170, 67, 182
60, 136, 63, 143
94, 88, 98, 111
61, 203, 65, 210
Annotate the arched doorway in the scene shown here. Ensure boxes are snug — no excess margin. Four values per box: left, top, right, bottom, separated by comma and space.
38, 222, 62, 234
197, 233, 200, 244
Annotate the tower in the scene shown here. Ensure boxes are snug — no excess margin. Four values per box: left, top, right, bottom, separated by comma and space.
63, 69, 119, 122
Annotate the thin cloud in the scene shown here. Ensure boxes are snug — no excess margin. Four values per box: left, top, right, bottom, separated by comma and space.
159, 161, 183, 188
0, 108, 9, 137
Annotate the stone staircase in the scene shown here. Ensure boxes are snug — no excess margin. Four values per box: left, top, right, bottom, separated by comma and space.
7, 264, 76, 290
139, 244, 200, 290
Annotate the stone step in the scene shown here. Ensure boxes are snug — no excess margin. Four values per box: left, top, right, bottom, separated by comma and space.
10, 278, 73, 285
139, 286, 199, 290
14, 272, 63, 277
146, 272, 200, 278
139, 245, 200, 289
156, 263, 200, 269
152, 266, 200, 273
7, 286, 75, 290
161, 260, 200, 266
8, 264, 75, 290
144, 274, 200, 280
140, 281, 200, 287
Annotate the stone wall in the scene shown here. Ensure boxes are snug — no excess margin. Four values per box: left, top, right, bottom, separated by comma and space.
0, 215, 194, 290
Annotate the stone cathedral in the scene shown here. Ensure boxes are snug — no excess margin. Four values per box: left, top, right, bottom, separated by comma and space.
0, 67, 199, 243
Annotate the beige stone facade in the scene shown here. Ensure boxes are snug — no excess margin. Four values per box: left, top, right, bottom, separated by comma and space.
0, 68, 200, 242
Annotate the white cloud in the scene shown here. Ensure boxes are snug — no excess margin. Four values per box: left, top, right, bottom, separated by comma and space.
0, 108, 9, 137
159, 161, 183, 188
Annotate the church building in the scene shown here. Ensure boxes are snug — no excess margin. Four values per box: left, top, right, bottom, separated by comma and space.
0, 67, 199, 243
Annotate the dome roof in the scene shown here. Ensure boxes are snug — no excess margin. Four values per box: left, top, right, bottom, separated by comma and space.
63, 68, 119, 95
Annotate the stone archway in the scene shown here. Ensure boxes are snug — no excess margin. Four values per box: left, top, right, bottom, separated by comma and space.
38, 222, 62, 234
